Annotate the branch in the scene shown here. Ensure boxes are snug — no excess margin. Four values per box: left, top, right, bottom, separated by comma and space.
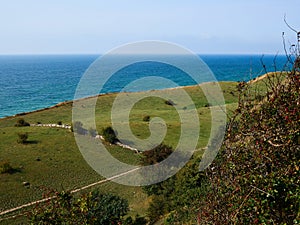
232, 188, 254, 224
250, 185, 274, 198
267, 140, 285, 147
284, 14, 297, 33
282, 32, 294, 67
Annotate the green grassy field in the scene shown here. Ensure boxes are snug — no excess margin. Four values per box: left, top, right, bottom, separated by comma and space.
0, 82, 241, 223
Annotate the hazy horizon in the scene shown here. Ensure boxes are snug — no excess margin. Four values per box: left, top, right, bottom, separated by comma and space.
0, 1, 299, 55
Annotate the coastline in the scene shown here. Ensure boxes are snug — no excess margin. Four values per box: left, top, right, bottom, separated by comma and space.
248, 72, 276, 84
0, 72, 276, 121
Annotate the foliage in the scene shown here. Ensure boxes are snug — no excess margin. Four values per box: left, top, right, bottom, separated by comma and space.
164, 99, 175, 106
140, 144, 173, 166
145, 161, 209, 224
197, 71, 300, 224
14, 118, 30, 127
72, 121, 87, 135
142, 115, 150, 122
88, 127, 97, 137
0, 161, 13, 174
17, 132, 28, 144
102, 126, 118, 144
28, 189, 129, 224
141, 146, 209, 224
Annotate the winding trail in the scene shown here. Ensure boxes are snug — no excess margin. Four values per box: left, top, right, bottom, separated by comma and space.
0, 167, 140, 218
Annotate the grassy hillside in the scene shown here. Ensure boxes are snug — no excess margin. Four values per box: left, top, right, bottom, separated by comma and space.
0, 82, 240, 223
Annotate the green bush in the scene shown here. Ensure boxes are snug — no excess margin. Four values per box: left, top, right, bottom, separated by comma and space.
140, 143, 173, 166
165, 99, 175, 106
14, 118, 30, 127
143, 115, 150, 122
28, 190, 129, 224
198, 72, 300, 224
88, 127, 97, 137
0, 161, 13, 174
17, 132, 28, 144
102, 126, 118, 144
72, 121, 87, 135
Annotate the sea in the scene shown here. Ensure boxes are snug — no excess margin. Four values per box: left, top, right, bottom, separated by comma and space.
0, 54, 289, 118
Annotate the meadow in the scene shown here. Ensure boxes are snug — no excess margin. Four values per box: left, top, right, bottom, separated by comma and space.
0, 81, 242, 223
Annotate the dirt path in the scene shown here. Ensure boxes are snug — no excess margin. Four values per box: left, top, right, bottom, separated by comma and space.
0, 167, 140, 217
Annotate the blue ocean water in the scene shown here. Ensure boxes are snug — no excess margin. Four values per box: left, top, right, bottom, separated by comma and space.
0, 54, 288, 118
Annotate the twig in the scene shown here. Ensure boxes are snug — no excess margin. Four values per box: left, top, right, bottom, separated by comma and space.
267, 140, 285, 147
232, 188, 254, 224
250, 185, 274, 198
284, 14, 297, 33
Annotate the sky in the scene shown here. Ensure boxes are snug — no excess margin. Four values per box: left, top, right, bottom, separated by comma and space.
0, 0, 299, 55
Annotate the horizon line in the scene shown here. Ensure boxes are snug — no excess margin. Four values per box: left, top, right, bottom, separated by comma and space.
0, 52, 287, 56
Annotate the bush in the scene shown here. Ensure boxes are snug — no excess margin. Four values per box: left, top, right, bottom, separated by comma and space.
88, 127, 97, 137
28, 190, 129, 224
102, 126, 118, 144
140, 143, 173, 166
165, 99, 175, 106
143, 115, 150, 122
143, 159, 209, 224
15, 118, 30, 127
0, 161, 13, 174
57, 121, 62, 125
17, 132, 28, 144
198, 72, 300, 224
72, 121, 87, 135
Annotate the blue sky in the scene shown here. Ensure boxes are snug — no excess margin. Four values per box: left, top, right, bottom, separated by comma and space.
0, 0, 299, 54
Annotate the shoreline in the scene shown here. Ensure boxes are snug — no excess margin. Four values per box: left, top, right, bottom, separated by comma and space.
1, 84, 204, 120
0, 73, 275, 120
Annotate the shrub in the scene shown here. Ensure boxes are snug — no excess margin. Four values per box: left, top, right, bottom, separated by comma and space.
143, 115, 150, 122
198, 72, 300, 224
15, 118, 30, 127
28, 190, 129, 224
102, 126, 118, 144
17, 132, 28, 144
0, 161, 13, 174
72, 121, 87, 135
57, 121, 62, 125
140, 143, 173, 166
88, 127, 97, 137
165, 99, 175, 106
